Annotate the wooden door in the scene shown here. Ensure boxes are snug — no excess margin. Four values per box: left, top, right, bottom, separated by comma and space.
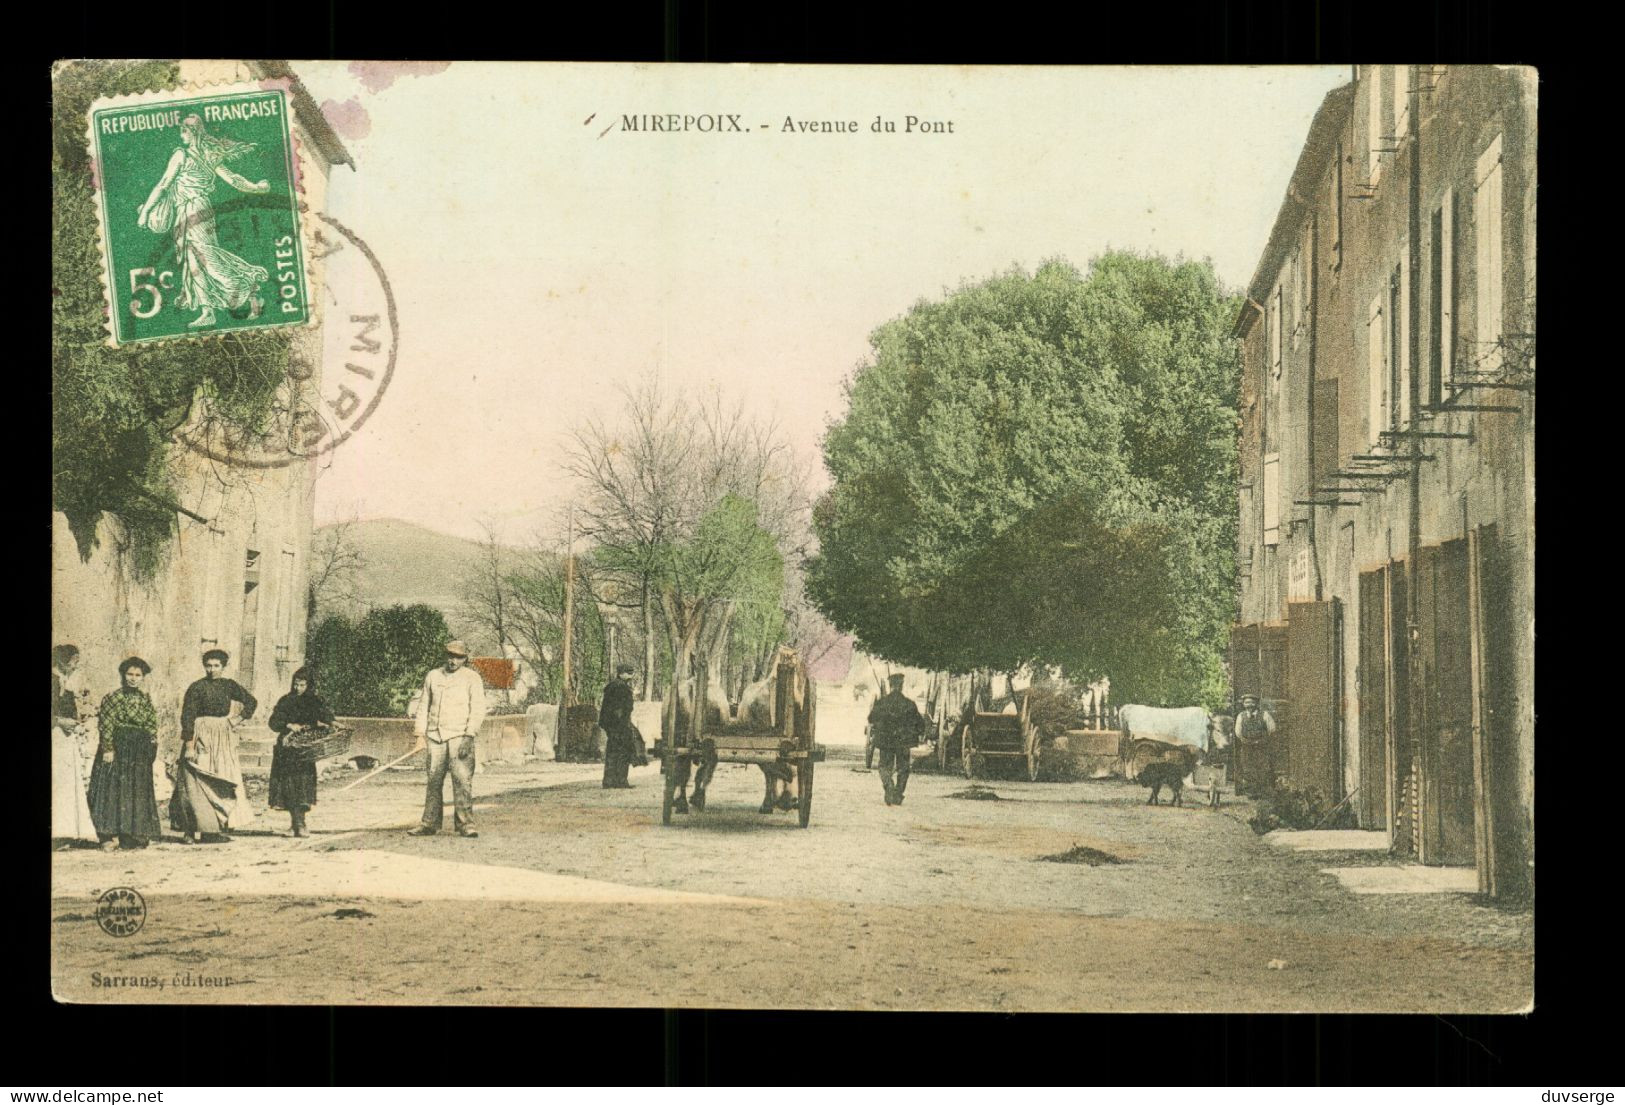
1357, 568, 1388, 828
1418, 540, 1476, 866
1287, 600, 1341, 799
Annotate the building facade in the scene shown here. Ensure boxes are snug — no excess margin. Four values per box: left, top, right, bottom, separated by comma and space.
52, 60, 352, 790
1232, 66, 1535, 899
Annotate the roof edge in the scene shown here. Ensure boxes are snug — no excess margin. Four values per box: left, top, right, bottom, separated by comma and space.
249, 60, 354, 170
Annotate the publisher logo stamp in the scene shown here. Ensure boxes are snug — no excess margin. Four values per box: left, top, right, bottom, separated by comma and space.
95, 887, 147, 938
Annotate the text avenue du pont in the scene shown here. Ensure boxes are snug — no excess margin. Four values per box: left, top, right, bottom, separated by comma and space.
619, 114, 955, 135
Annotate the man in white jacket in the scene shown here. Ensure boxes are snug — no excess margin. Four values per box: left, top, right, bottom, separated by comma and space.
408, 640, 488, 838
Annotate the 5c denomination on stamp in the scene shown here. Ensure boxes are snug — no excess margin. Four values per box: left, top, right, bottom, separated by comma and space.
88, 84, 312, 346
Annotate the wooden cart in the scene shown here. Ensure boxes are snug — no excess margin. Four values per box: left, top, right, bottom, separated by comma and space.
655, 648, 825, 827
960, 691, 1041, 781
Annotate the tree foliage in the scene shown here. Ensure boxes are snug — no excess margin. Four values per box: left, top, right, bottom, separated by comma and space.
52, 61, 294, 576
305, 604, 453, 717
568, 378, 804, 700
807, 253, 1239, 707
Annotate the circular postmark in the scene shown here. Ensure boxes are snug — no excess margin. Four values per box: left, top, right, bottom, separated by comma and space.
95, 886, 147, 937
170, 209, 399, 469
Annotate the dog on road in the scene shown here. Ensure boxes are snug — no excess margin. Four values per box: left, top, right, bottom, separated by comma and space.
1136, 753, 1197, 807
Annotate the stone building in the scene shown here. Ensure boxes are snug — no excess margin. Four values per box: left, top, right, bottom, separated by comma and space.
51, 60, 352, 791
1232, 66, 1535, 898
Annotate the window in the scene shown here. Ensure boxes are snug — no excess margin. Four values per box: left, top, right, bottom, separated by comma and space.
1367, 296, 1386, 447
1475, 134, 1504, 374
1263, 453, 1281, 547
1366, 65, 1386, 186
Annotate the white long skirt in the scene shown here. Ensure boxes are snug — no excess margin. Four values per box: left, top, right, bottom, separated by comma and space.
51, 725, 98, 842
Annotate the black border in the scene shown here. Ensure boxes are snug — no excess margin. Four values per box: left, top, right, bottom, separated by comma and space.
43, 0, 1580, 1087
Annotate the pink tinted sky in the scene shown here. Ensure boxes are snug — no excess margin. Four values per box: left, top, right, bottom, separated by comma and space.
296, 63, 1348, 544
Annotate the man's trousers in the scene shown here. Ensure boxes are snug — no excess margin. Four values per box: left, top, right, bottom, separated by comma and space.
420, 735, 476, 833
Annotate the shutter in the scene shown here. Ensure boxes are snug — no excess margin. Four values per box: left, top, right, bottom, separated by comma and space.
1441, 188, 1455, 389
1398, 252, 1411, 426
1368, 298, 1385, 446
1387, 562, 1412, 849
1367, 65, 1384, 185
1287, 600, 1341, 798
1262, 454, 1281, 546
1259, 624, 1290, 784
1476, 136, 1504, 374
1312, 378, 1339, 490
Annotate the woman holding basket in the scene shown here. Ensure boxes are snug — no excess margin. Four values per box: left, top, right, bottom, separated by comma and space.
267, 667, 334, 838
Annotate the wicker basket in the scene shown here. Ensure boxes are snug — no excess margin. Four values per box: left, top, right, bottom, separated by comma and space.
281, 726, 353, 764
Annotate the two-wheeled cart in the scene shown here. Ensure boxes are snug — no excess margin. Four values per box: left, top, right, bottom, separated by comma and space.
655, 648, 825, 827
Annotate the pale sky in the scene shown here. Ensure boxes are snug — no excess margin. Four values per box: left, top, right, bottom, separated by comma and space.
297, 63, 1349, 542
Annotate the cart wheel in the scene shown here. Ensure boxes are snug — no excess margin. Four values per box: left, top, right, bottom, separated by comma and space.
797, 761, 815, 827
661, 760, 678, 826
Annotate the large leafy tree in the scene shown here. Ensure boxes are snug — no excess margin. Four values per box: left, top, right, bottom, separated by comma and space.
807, 253, 1239, 707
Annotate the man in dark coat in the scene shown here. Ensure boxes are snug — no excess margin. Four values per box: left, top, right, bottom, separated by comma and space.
867, 673, 928, 806
599, 663, 642, 788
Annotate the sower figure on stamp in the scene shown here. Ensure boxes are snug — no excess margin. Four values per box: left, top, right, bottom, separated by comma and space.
136, 114, 271, 329
408, 640, 487, 838
172, 649, 257, 844
600, 662, 645, 789
868, 673, 928, 806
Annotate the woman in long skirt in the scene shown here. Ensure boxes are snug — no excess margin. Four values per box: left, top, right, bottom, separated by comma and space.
267, 667, 334, 838
87, 657, 163, 850
172, 649, 257, 844
51, 645, 98, 847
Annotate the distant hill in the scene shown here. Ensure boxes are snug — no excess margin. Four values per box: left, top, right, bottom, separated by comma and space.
313, 518, 521, 653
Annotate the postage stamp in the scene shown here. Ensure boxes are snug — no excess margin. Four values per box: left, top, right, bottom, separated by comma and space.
87, 83, 312, 346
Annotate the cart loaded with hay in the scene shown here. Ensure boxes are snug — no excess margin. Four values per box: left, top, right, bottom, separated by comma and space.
654, 646, 825, 826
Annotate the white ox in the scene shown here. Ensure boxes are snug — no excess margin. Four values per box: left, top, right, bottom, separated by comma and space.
1119, 705, 1212, 753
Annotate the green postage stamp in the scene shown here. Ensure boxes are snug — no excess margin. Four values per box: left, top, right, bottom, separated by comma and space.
88, 84, 311, 345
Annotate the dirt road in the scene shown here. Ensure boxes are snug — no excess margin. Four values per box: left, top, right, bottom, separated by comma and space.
51, 747, 1532, 1011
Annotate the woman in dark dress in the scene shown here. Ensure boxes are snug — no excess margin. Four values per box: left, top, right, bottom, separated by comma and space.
87, 657, 164, 850
267, 667, 334, 838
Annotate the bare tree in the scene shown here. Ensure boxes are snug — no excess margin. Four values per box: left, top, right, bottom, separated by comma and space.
566, 374, 813, 702
307, 516, 368, 622
457, 517, 515, 656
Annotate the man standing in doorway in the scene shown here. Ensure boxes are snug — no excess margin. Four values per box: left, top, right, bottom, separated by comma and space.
867, 673, 928, 806
1232, 693, 1277, 796
599, 662, 642, 789
408, 640, 487, 838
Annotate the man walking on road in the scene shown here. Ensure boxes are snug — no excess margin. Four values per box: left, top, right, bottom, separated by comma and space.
868, 673, 928, 806
599, 662, 643, 789
408, 640, 487, 838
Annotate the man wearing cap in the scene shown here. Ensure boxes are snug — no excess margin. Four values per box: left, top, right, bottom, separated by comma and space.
408, 640, 487, 837
1232, 694, 1276, 796
598, 662, 643, 789
866, 673, 929, 806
